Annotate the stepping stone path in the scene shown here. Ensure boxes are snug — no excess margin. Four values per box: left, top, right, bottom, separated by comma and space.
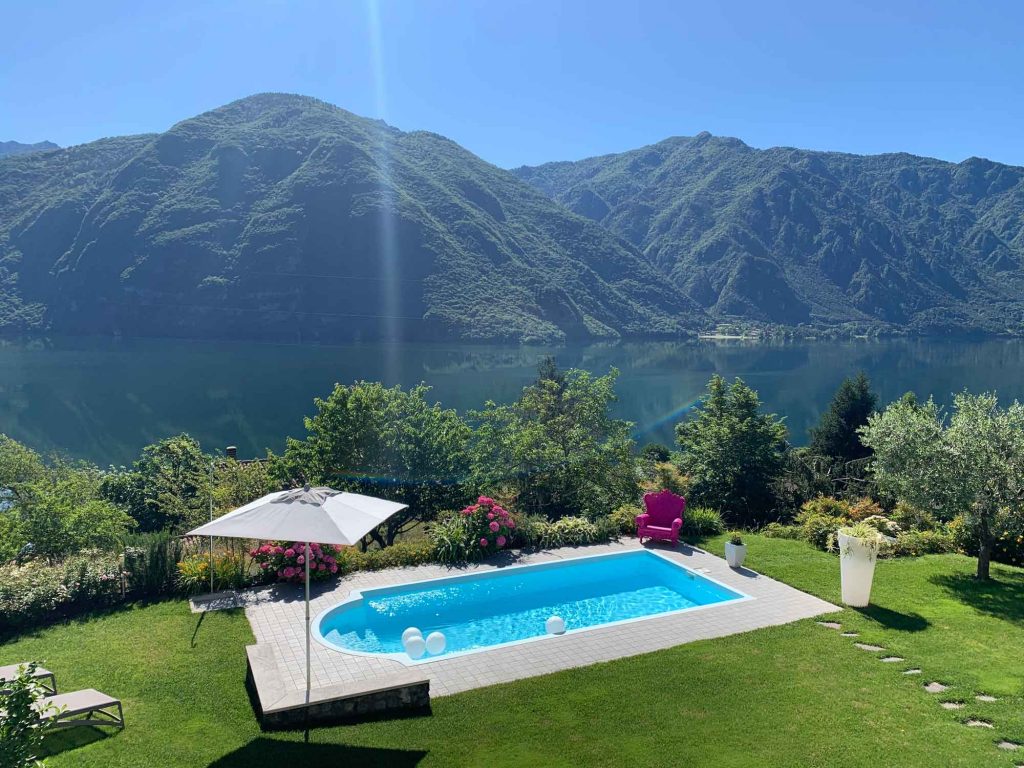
841, 632, 859, 637
924, 682, 949, 693
817, 621, 842, 630
880, 656, 904, 663
964, 720, 993, 729
975, 694, 998, 702
903, 669, 922, 675
940, 701, 964, 710
997, 741, 1021, 751
854, 643, 885, 652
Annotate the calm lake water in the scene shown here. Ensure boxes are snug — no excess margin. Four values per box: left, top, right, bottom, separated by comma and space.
3, 336, 1024, 466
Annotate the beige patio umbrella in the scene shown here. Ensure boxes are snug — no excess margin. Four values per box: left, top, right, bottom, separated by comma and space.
187, 486, 408, 702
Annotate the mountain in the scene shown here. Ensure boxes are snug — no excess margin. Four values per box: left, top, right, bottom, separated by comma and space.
0, 94, 701, 344
0, 140, 59, 158
514, 134, 1024, 335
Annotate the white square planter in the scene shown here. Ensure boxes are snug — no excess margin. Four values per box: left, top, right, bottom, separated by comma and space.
724, 542, 747, 568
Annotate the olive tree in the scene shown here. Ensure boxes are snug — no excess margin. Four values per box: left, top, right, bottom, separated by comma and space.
860, 392, 1024, 580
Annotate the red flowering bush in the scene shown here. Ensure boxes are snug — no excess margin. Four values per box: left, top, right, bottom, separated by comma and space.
463, 496, 515, 553
250, 541, 342, 583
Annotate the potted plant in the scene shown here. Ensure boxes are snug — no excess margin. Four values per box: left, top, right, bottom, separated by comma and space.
724, 531, 747, 568
835, 521, 886, 607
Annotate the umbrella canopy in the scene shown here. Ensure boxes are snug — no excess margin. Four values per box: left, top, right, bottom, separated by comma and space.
186, 485, 407, 709
187, 486, 408, 545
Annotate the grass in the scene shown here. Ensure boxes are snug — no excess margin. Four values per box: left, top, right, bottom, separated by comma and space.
2, 538, 1024, 766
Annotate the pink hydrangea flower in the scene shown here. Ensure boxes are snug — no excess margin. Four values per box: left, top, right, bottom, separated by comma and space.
479, 537, 489, 547
497, 535, 506, 547
478, 496, 494, 506
283, 566, 295, 578
260, 562, 270, 569
489, 521, 500, 532
284, 548, 295, 558
318, 563, 327, 571
260, 544, 271, 554
274, 546, 284, 555
297, 555, 305, 564
507, 519, 516, 529
487, 512, 495, 520
329, 564, 338, 573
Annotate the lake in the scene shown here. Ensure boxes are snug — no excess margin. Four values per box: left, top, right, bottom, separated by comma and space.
4, 336, 1024, 466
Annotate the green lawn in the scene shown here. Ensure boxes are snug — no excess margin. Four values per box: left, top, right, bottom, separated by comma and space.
3, 537, 1024, 767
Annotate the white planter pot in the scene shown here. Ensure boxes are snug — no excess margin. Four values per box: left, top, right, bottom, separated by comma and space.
724, 542, 747, 568
838, 532, 878, 607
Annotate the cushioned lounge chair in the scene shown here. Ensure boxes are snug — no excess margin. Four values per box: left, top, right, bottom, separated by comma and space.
36, 688, 124, 730
636, 489, 685, 545
0, 663, 57, 695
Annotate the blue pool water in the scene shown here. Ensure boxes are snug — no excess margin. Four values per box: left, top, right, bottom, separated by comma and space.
314, 551, 747, 662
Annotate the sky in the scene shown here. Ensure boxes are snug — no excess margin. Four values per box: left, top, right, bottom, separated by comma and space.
3, 0, 1023, 168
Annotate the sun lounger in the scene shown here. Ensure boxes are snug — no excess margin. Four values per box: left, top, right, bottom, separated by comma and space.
0, 663, 57, 695
36, 688, 124, 730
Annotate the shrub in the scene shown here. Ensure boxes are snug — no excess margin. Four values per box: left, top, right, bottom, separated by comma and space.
640, 443, 671, 463
760, 522, 802, 539
639, 462, 691, 498
340, 540, 435, 572
887, 530, 956, 558
951, 512, 1024, 567
123, 531, 184, 596
249, 541, 341, 583
727, 531, 744, 546
426, 496, 515, 563
538, 516, 602, 548
890, 501, 937, 532
509, 513, 548, 548
802, 513, 846, 551
848, 498, 884, 521
861, 515, 901, 537
795, 496, 852, 524
610, 504, 641, 534
176, 550, 249, 593
0, 662, 56, 768
682, 507, 724, 537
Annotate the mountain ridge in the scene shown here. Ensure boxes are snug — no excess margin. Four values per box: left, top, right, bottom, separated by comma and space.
514, 132, 1024, 335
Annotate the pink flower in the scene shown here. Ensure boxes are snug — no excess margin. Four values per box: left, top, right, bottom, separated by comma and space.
249, 548, 258, 557
487, 512, 495, 520
260, 544, 271, 554
461, 508, 473, 516
274, 546, 284, 555
489, 521, 500, 532
297, 555, 305, 565
318, 563, 327, 571
507, 519, 516, 529
284, 548, 295, 558
479, 538, 489, 547
478, 496, 494, 506
497, 535, 506, 547
329, 564, 338, 574
276, 569, 284, 578
260, 561, 269, 569
283, 567, 295, 578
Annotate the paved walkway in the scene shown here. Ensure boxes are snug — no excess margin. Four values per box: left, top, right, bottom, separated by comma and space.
244, 539, 837, 697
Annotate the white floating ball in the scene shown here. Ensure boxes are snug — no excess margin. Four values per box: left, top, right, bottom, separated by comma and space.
545, 615, 566, 635
425, 631, 447, 655
401, 627, 423, 644
404, 635, 426, 659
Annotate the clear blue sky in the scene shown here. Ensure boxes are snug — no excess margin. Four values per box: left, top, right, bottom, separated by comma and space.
3, 0, 1023, 168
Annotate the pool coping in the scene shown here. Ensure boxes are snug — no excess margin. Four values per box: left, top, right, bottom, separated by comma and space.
312, 549, 754, 665
244, 539, 839, 698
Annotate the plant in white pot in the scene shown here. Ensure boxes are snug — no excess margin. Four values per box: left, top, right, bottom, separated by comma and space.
834, 521, 887, 607
724, 531, 747, 568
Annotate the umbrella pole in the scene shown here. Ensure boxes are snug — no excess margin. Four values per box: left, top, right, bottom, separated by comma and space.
305, 540, 311, 704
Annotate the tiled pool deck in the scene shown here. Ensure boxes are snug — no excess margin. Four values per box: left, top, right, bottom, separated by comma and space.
243, 539, 837, 697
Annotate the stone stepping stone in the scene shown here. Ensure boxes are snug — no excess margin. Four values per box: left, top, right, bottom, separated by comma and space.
924, 682, 949, 693
841, 632, 859, 637
997, 741, 1021, 751
964, 720, 993, 729
817, 621, 842, 630
940, 701, 964, 710
880, 656, 904, 663
903, 668, 922, 675
854, 643, 885, 652
975, 694, 998, 702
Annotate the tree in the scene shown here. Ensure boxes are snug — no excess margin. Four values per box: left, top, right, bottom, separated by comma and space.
102, 435, 212, 532
860, 391, 1024, 580
469, 362, 637, 519
809, 372, 877, 465
282, 382, 470, 547
676, 375, 788, 524
0, 663, 56, 768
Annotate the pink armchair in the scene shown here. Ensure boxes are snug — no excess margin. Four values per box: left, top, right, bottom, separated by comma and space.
636, 489, 686, 545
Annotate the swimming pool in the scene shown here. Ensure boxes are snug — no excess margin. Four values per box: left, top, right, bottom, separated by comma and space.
314, 550, 751, 664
